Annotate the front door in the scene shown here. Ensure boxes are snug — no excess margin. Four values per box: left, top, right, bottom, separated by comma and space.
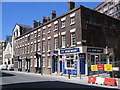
52, 55, 58, 73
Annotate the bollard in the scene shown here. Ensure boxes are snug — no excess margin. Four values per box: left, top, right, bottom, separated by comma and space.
68, 71, 70, 79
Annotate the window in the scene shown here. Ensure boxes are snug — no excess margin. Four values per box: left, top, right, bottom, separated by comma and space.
28, 35, 30, 41
38, 31, 40, 37
109, 8, 114, 16
25, 46, 27, 54
71, 33, 76, 46
34, 43, 37, 52
31, 34, 33, 39
43, 57, 45, 67
42, 41, 45, 52
34, 33, 37, 38
70, 17, 75, 25
54, 37, 58, 49
109, 1, 113, 6
38, 42, 40, 51
48, 39, 51, 51
116, 4, 120, 12
104, 11, 108, 15
66, 59, 74, 68
61, 21, 65, 28
28, 45, 30, 53
48, 27, 51, 33
62, 35, 65, 48
103, 4, 108, 12
42, 29, 45, 35
98, 8, 102, 13
47, 57, 51, 67
54, 24, 58, 31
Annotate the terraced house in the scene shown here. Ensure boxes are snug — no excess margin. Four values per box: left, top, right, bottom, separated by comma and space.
12, 1, 120, 77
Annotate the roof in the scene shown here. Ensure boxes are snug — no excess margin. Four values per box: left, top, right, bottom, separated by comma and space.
17, 24, 32, 29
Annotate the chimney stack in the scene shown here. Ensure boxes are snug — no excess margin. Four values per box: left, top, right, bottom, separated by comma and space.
50, 10, 56, 19
42, 17, 50, 24
33, 20, 40, 28
68, 0, 75, 11
42, 17, 48, 23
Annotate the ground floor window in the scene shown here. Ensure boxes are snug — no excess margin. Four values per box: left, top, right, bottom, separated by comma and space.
66, 59, 74, 68
65, 54, 75, 69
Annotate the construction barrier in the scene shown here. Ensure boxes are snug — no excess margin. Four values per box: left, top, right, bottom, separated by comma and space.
95, 77, 105, 85
88, 76, 96, 84
104, 78, 117, 86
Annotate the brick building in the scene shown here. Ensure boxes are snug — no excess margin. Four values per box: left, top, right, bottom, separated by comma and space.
94, 0, 120, 20
12, 1, 120, 76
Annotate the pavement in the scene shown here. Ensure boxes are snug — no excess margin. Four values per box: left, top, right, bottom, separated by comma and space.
1, 70, 119, 89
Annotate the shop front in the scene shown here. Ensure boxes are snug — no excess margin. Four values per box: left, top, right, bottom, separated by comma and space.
59, 47, 85, 76
59, 46, 113, 76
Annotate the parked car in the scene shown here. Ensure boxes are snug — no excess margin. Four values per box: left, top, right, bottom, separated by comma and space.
0, 64, 7, 70
7, 64, 14, 71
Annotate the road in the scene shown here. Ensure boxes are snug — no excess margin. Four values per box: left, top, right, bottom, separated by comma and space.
0, 71, 119, 90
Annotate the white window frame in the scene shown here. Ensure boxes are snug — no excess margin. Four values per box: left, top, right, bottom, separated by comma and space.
54, 24, 58, 31
54, 37, 58, 50
71, 32, 76, 46
62, 35, 65, 48
61, 21, 65, 28
42, 41, 45, 52
70, 17, 75, 25
47, 39, 51, 51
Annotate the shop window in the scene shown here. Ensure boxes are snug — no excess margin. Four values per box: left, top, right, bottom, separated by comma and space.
66, 59, 74, 68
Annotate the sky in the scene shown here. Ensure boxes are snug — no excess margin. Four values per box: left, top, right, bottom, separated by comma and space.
1, 1, 102, 40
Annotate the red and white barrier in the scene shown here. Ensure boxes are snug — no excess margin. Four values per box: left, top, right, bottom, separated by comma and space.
88, 76, 118, 86
95, 77, 104, 85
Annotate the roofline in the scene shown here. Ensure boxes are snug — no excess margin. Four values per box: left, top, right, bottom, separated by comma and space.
14, 5, 84, 39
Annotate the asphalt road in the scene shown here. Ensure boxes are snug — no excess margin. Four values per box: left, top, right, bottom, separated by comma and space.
0, 71, 119, 90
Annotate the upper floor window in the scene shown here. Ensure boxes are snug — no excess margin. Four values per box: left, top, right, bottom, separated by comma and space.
38, 42, 40, 51
61, 21, 65, 28
38, 31, 40, 37
98, 8, 102, 13
42, 41, 45, 52
28, 35, 30, 41
48, 27, 51, 33
109, 7, 114, 15
103, 4, 108, 12
109, 1, 113, 6
54, 37, 58, 49
48, 39, 51, 51
42, 29, 45, 35
71, 32, 76, 46
34, 33, 37, 38
54, 24, 58, 31
70, 17, 75, 25
62, 35, 65, 48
